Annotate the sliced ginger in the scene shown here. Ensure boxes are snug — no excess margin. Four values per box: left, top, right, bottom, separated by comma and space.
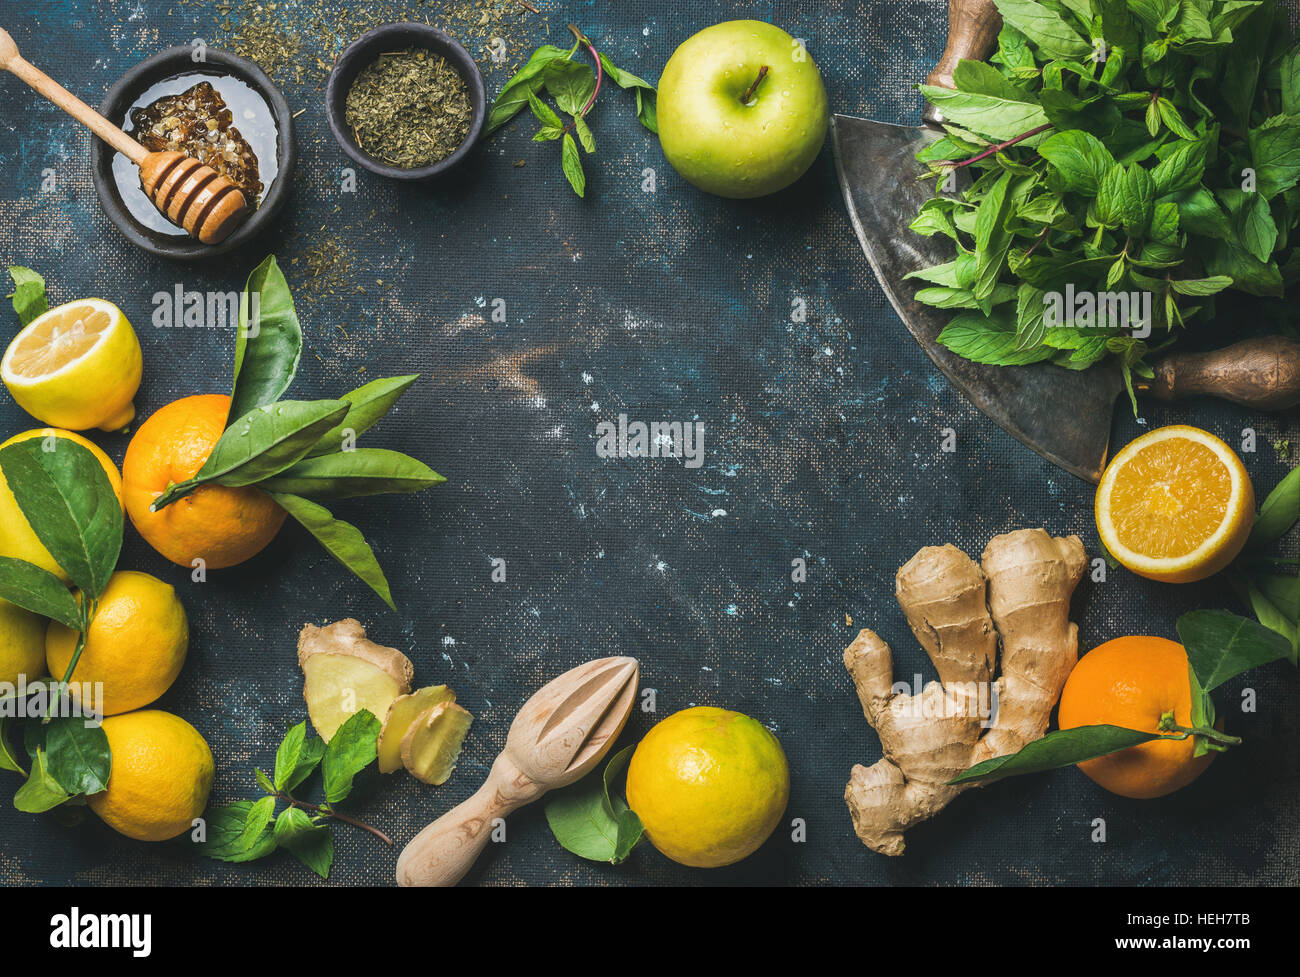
298, 619, 414, 742
378, 685, 456, 773
400, 701, 473, 785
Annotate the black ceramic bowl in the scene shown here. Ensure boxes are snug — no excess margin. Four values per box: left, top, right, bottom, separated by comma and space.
325, 23, 486, 180
92, 47, 296, 261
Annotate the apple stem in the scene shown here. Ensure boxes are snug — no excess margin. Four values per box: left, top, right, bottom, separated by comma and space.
740, 65, 769, 105
567, 25, 603, 120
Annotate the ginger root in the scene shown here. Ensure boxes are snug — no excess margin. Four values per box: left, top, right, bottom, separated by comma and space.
844, 529, 1086, 855
299, 619, 414, 742
400, 701, 473, 785
378, 685, 455, 774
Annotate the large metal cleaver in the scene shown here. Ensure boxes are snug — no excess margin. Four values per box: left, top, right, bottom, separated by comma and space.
832, 0, 1300, 482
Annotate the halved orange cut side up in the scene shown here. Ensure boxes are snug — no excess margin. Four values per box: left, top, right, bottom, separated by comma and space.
1096, 425, 1254, 583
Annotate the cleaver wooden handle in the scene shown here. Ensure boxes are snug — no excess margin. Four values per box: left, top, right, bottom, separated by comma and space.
1139, 336, 1300, 410
922, 0, 1004, 126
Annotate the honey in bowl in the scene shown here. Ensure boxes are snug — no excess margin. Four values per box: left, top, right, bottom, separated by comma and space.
111, 72, 278, 237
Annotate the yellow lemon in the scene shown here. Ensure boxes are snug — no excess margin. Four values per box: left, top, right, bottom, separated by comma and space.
89, 710, 214, 842
46, 571, 187, 716
0, 429, 123, 583
2, 298, 142, 432
0, 598, 46, 686
1096, 425, 1254, 583
626, 706, 789, 868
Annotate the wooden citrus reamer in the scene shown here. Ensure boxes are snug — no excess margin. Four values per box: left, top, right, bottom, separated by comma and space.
397, 656, 640, 887
0, 27, 248, 244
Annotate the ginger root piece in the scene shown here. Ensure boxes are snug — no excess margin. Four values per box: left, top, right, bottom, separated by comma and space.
844, 529, 1086, 856
400, 701, 473, 785
298, 619, 414, 742
378, 685, 456, 774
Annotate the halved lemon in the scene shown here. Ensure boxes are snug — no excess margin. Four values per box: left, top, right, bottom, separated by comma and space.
1096, 425, 1254, 584
1, 299, 142, 431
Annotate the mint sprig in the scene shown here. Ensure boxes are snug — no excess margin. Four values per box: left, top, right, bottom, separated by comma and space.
195, 712, 388, 879
487, 25, 657, 197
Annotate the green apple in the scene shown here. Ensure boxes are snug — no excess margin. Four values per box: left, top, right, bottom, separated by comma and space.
657, 20, 829, 199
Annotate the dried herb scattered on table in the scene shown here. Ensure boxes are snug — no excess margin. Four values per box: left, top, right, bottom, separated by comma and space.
201, 0, 547, 86
344, 48, 473, 168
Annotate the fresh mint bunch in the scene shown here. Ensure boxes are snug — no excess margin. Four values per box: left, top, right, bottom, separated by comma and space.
194, 712, 387, 879
487, 25, 657, 197
911, 0, 1300, 408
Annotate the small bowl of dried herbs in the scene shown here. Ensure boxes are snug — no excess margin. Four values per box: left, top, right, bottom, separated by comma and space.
326, 23, 486, 181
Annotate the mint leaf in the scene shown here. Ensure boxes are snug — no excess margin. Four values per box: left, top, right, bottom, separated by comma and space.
1038, 129, 1115, 195
1219, 188, 1278, 262
1151, 138, 1207, 195
973, 174, 1033, 305
561, 132, 585, 197
239, 795, 276, 851
286, 735, 326, 793
993, 0, 1094, 60
918, 86, 1050, 141
320, 709, 380, 803
937, 311, 1055, 366
195, 801, 279, 863
1248, 116, 1300, 199
274, 721, 306, 791
543, 60, 595, 117
1097, 163, 1155, 234
574, 115, 595, 154
273, 807, 334, 879
526, 88, 563, 128
1168, 275, 1233, 296
597, 53, 658, 132
485, 44, 574, 134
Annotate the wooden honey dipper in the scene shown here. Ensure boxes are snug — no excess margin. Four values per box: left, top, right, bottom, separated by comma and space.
0, 27, 248, 244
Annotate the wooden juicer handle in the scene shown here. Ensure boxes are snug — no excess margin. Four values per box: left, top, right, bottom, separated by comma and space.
922, 0, 1003, 126
0, 26, 248, 244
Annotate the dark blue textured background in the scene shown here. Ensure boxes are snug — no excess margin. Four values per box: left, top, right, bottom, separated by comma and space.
0, 0, 1297, 886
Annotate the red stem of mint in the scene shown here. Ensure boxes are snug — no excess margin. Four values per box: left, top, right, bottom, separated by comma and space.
943, 122, 1054, 169
568, 25, 603, 119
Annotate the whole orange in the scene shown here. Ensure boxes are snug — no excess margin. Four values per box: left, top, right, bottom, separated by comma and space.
122, 394, 286, 569
1058, 636, 1215, 799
